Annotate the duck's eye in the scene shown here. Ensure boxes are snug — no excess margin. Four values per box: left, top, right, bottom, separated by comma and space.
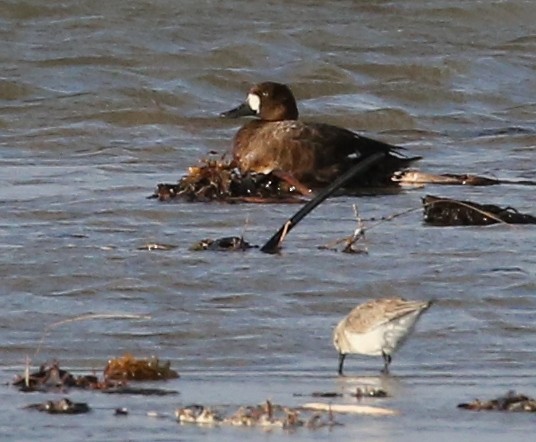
261, 91, 269, 97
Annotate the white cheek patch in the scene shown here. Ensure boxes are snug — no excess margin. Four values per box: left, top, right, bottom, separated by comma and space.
247, 93, 261, 114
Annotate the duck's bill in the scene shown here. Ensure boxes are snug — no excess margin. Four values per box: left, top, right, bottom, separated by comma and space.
220, 102, 256, 118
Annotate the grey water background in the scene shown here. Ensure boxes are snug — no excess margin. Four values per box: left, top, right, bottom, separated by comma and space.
1, 0, 535, 440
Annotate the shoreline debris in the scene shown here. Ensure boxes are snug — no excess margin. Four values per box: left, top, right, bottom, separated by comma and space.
261, 152, 386, 253
423, 195, 536, 226
175, 399, 347, 429
190, 236, 257, 251
150, 156, 306, 203
458, 391, 536, 412
394, 170, 536, 187
318, 204, 368, 254
24, 397, 90, 415
302, 402, 397, 416
394, 171, 500, 186
13, 358, 179, 394
104, 354, 179, 381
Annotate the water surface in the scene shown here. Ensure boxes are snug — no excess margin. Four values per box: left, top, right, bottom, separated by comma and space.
1, 0, 535, 440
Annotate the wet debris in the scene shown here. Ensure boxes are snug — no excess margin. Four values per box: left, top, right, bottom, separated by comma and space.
302, 402, 397, 416
423, 195, 536, 226
393, 170, 500, 186
13, 361, 73, 391
226, 402, 304, 429
458, 391, 536, 412
261, 153, 387, 253
295, 387, 387, 399
175, 400, 342, 429
137, 243, 177, 251
12, 361, 104, 392
24, 397, 90, 415
394, 170, 536, 187
103, 386, 178, 396
319, 204, 368, 254
190, 236, 257, 251
354, 387, 388, 398
150, 156, 305, 203
176, 404, 222, 425
13, 358, 179, 394
104, 354, 179, 381
310, 392, 343, 398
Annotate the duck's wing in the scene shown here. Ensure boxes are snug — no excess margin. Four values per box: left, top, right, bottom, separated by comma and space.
232, 120, 420, 185
306, 122, 407, 158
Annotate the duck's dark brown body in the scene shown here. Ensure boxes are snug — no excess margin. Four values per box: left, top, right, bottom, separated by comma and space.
221, 82, 420, 188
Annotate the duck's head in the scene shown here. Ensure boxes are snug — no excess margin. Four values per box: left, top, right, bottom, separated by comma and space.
220, 82, 299, 121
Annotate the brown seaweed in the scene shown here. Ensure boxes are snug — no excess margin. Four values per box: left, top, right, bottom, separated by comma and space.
458, 391, 536, 412
150, 157, 305, 203
423, 195, 536, 226
104, 354, 179, 381
13, 357, 179, 393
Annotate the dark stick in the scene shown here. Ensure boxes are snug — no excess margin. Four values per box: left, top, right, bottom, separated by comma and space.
260, 152, 387, 254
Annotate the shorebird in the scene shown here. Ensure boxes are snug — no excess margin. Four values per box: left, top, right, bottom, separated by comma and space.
333, 297, 432, 375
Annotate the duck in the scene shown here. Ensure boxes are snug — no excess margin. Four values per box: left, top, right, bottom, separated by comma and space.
220, 82, 421, 189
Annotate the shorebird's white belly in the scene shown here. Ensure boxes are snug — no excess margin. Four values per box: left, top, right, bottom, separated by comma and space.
344, 310, 422, 356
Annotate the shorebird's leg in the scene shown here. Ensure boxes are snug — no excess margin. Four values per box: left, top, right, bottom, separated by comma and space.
381, 352, 392, 374
338, 353, 346, 376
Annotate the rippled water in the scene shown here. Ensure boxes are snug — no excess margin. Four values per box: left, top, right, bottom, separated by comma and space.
1, 0, 536, 440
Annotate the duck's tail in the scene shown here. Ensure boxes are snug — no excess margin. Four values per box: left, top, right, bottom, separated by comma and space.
349, 135, 421, 187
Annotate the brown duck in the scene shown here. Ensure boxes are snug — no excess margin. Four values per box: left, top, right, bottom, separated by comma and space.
220, 82, 420, 189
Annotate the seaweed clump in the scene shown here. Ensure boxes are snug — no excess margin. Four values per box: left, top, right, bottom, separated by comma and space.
24, 397, 90, 415
190, 236, 257, 251
12, 360, 106, 392
13, 357, 179, 394
152, 156, 305, 203
423, 195, 536, 226
458, 391, 536, 412
104, 354, 179, 381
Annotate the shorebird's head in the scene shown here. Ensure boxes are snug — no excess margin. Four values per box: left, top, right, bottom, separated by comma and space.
332, 319, 351, 354
333, 320, 350, 376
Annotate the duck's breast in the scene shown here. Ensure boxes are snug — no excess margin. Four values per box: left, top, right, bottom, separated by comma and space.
233, 121, 318, 177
